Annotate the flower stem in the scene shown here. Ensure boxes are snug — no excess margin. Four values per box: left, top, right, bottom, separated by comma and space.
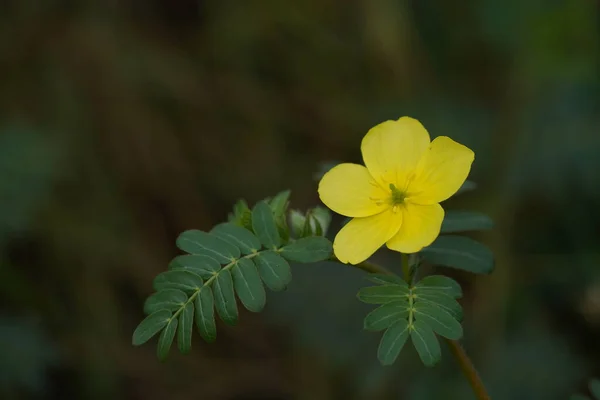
346, 258, 491, 400
445, 339, 491, 400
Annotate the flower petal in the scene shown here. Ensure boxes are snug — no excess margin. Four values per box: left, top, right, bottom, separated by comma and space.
386, 203, 444, 254
361, 117, 430, 187
407, 136, 474, 205
318, 163, 389, 217
334, 208, 403, 264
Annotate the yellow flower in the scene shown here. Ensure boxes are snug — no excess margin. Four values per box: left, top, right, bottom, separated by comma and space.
318, 117, 474, 264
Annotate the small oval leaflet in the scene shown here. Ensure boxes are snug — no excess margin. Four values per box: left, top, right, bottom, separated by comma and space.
279, 236, 333, 263
157, 318, 178, 361
211, 223, 261, 255
357, 284, 409, 304
232, 258, 266, 312
414, 275, 462, 298
195, 287, 216, 343
169, 254, 221, 279
413, 302, 463, 340
441, 211, 494, 233
176, 229, 240, 264
251, 201, 281, 249
377, 319, 410, 366
421, 235, 494, 274
132, 309, 172, 346
410, 319, 441, 367
213, 269, 238, 325
144, 289, 188, 315
364, 301, 410, 332
153, 270, 204, 294
254, 251, 292, 291
414, 293, 463, 321
177, 302, 194, 354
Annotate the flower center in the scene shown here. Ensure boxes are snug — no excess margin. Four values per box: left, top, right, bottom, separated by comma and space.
389, 183, 406, 205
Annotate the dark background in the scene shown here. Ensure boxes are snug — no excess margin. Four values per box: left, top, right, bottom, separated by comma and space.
1, 1, 599, 399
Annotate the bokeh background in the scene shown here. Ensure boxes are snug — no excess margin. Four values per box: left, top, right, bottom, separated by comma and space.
1, 1, 599, 399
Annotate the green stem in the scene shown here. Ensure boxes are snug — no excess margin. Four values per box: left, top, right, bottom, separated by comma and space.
446, 339, 491, 400
346, 258, 491, 400
401, 253, 411, 284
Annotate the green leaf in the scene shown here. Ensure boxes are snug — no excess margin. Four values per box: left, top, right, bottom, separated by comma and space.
377, 319, 410, 366
311, 206, 332, 235
194, 287, 216, 343
169, 255, 220, 279
254, 251, 292, 291
269, 190, 290, 218
211, 223, 261, 255
414, 292, 463, 321
144, 289, 188, 315
213, 270, 238, 325
414, 275, 463, 298
367, 274, 406, 286
176, 229, 240, 264
413, 302, 463, 340
153, 270, 204, 294
410, 320, 441, 367
252, 201, 281, 249
232, 258, 266, 312
590, 379, 600, 399
357, 284, 409, 304
280, 236, 333, 263
177, 302, 194, 354
421, 236, 494, 274
364, 301, 410, 332
441, 211, 494, 233
230, 199, 253, 230
456, 180, 476, 195
157, 318, 177, 361
289, 210, 306, 238
132, 310, 171, 346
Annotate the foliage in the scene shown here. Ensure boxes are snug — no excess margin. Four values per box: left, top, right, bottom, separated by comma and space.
132, 192, 333, 360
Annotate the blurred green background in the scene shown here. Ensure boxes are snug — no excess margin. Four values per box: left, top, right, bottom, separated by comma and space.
1, 1, 599, 399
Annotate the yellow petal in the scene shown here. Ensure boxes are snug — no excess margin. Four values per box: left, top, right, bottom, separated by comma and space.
407, 136, 474, 205
334, 208, 403, 264
386, 203, 444, 253
361, 117, 430, 187
318, 163, 389, 217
